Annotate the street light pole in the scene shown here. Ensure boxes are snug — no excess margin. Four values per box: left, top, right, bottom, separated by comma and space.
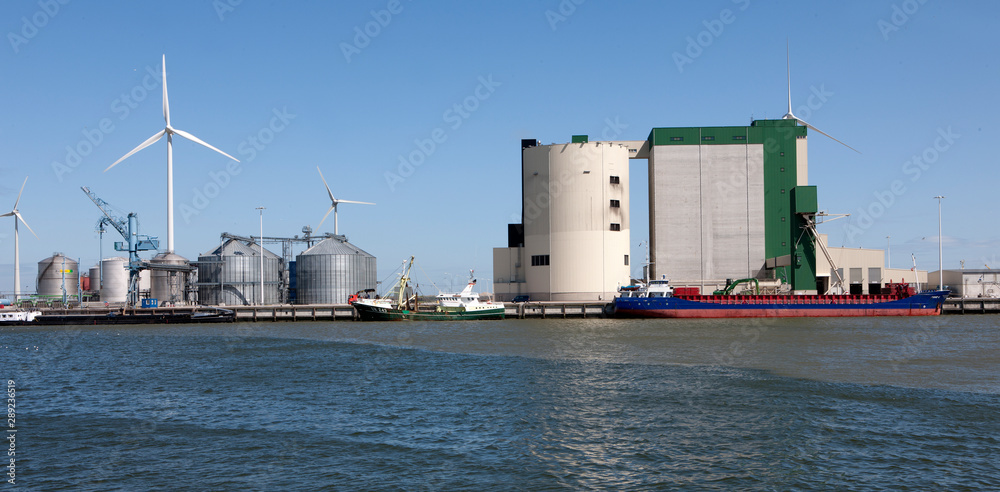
257, 206, 265, 305
934, 196, 945, 290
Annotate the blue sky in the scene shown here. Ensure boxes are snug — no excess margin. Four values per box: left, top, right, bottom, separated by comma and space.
1, 0, 997, 294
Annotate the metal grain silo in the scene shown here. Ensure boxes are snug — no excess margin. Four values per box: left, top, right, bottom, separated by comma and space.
36, 253, 79, 297
295, 236, 376, 304
100, 257, 129, 303
88, 264, 101, 293
149, 252, 190, 305
196, 239, 281, 305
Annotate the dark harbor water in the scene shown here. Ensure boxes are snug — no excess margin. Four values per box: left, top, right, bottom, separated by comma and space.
3, 316, 999, 490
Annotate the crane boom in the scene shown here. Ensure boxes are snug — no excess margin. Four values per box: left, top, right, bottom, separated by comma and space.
80, 186, 160, 306
82, 187, 128, 238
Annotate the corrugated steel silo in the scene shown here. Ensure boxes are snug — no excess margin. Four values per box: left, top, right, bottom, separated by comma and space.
149, 252, 190, 305
296, 236, 376, 304
88, 264, 101, 293
36, 253, 79, 297
100, 257, 129, 303
196, 239, 282, 305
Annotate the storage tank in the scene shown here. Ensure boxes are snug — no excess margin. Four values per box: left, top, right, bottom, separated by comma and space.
296, 236, 376, 304
88, 264, 101, 293
100, 257, 129, 303
37, 253, 79, 297
148, 252, 190, 305
196, 239, 282, 305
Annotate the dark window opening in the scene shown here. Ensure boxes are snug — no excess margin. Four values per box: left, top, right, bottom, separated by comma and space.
624, 255, 629, 266
610, 199, 620, 208
610, 223, 621, 231
531, 255, 550, 266
609, 175, 620, 184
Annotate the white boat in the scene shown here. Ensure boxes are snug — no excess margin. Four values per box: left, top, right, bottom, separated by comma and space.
0, 306, 41, 323
434, 270, 505, 317
351, 259, 505, 321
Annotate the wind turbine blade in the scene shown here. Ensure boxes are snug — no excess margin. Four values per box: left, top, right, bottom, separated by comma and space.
172, 128, 240, 162
105, 129, 167, 171
317, 166, 335, 202
0, 212, 13, 218
12, 176, 27, 210
785, 40, 792, 117
336, 199, 375, 205
162, 54, 170, 127
796, 118, 861, 154
317, 205, 335, 230
14, 212, 37, 239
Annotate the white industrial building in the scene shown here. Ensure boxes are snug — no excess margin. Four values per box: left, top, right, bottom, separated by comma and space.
815, 235, 928, 295
927, 270, 1000, 298
494, 138, 631, 301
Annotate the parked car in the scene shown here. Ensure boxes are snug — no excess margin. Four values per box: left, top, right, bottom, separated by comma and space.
512, 295, 530, 303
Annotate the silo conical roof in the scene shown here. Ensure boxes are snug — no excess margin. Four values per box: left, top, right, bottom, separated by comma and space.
300, 236, 374, 257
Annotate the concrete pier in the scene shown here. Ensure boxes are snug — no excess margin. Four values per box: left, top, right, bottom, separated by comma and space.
25, 298, 998, 321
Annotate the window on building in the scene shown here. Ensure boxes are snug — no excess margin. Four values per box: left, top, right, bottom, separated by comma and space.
702, 136, 715, 141
610, 199, 620, 208
624, 254, 629, 265
670, 136, 683, 141
732, 135, 746, 141
531, 255, 550, 266
609, 176, 620, 184
610, 223, 621, 231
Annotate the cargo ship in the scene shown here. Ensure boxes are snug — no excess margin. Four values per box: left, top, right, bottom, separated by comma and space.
609, 277, 948, 318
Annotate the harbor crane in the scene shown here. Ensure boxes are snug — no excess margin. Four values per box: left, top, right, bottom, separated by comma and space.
81, 186, 160, 306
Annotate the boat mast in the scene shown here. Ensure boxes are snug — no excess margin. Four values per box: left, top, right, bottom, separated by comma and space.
397, 256, 414, 309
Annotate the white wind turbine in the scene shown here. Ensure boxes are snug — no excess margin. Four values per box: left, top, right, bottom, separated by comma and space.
316, 166, 374, 235
105, 55, 239, 253
782, 42, 860, 154
1, 177, 38, 298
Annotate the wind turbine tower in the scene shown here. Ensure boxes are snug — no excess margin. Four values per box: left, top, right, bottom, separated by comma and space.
1, 176, 37, 298
105, 55, 239, 254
